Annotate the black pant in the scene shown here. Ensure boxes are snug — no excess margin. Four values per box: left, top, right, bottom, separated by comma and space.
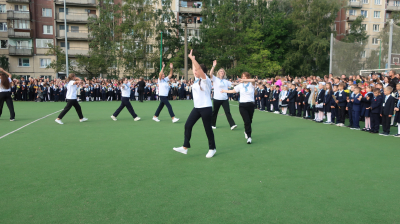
382, 114, 391, 134
211, 99, 236, 127
58, 99, 84, 119
113, 97, 138, 118
155, 96, 175, 117
0, 92, 15, 119
184, 107, 215, 149
303, 104, 310, 117
138, 90, 144, 102
371, 113, 380, 132
289, 102, 296, 115
296, 104, 303, 116
347, 106, 353, 126
273, 100, 279, 111
264, 98, 270, 111
239, 102, 255, 138
260, 98, 265, 110
338, 105, 346, 124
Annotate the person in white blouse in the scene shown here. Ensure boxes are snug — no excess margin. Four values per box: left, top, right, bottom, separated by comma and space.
221, 72, 256, 144
55, 73, 88, 125
111, 78, 141, 122
209, 60, 237, 130
153, 63, 179, 123
173, 50, 217, 158
0, 68, 15, 121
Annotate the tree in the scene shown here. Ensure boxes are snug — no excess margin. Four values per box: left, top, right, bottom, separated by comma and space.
0, 55, 9, 71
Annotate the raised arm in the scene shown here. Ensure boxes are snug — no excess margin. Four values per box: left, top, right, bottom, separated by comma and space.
167, 63, 173, 79
221, 88, 237, 94
0, 68, 12, 79
159, 63, 165, 80
73, 77, 82, 85
189, 50, 207, 80
209, 60, 217, 79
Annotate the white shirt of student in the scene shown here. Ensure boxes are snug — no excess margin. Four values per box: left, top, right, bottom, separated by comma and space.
0, 77, 12, 92
158, 77, 170, 97
66, 80, 78, 100
234, 82, 255, 103
192, 76, 212, 108
121, 82, 131, 97
212, 76, 232, 100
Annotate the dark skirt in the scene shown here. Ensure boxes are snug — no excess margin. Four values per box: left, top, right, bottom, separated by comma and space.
394, 110, 400, 123
324, 104, 331, 113
361, 107, 371, 117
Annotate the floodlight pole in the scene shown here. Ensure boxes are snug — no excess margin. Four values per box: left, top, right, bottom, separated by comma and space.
160, 31, 163, 71
329, 33, 333, 74
64, 0, 69, 76
388, 19, 394, 70
379, 39, 382, 69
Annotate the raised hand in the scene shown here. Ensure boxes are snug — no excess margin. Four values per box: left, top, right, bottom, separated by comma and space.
170, 63, 173, 69
188, 49, 194, 59
213, 60, 217, 67
162, 62, 165, 68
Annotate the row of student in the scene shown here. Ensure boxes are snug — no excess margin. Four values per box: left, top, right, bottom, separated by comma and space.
252, 80, 400, 137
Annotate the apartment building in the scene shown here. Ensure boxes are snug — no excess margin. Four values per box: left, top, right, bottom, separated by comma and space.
335, 0, 387, 62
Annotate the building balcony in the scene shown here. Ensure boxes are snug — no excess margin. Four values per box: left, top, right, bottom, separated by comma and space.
347, 15, 357, 21
57, 30, 90, 40
6, 0, 30, 3
8, 28, 32, 38
348, 1, 362, 8
9, 46, 33, 56
183, 23, 201, 29
56, 13, 97, 23
179, 4, 202, 14
7, 10, 30, 20
387, 5, 400, 12
61, 47, 89, 56
55, 0, 96, 7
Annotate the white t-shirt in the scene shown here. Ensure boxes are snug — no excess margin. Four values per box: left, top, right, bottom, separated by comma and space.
158, 77, 170, 97
0, 77, 12, 92
234, 82, 255, 103
121, 82, 131, 97
212, 76, 231, 100
192, 76, 212, 108
66, 80, 77, 100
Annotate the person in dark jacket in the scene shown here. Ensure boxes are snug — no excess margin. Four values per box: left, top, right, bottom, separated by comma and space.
135, 77, 146, 102
380, 86, 395, 136
370, 88, 383, 133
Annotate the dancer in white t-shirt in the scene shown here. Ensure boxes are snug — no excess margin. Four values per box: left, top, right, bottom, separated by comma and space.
111, 78, 141, 121
173, 50, 216, 158
209, 60, 237, 130
221, 72, 256, 144
153, 63, 179, 123
55, 73, 88, 124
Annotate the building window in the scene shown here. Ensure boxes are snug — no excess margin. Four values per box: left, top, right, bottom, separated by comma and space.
60, 42, 70, 49
0, 40, 7, 49
395, 1, 400, 6
14, 5, 28, 11
362, 24, 367, 31
36, 39, 54, 48
0, 22, 7, 31
59, 25, 69, 31
0, 4, 6, 13
146, 45, 153, 53
361, 51, 366, 58
59, 8, 69, 14
180, 1, 187, 7
363, 0, 368, 3
349, 10, 356, 16
373, 24, 380, 32
374, 0, 381, 4
42, 8, 52, 17
374, 11, 380, 18
70, 26, 79, 33
18, 58, 30, 67
43, 25, 53, 35
13, 20, 30, 29
372, 38, 379, 45
361, 10, 368, 17
16, 40, 29, 48
146, 61, 153, 69
40, 58, 51, 68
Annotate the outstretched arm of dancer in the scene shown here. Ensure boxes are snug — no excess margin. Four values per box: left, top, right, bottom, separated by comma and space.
167, 63, 173, 79
221, 89, 237, 94
158, 62, 166, 80
188, 50, 207, 80
0, 68, 12, 79
237, 76, 257, 85
73, 77, 82, 85
209, 60, 217, 79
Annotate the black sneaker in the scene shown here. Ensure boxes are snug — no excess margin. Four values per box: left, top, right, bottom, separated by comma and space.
382, 133, 390, 136
394, 134, 400, 137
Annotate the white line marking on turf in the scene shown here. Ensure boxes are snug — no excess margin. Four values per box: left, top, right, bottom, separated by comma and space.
0, 109, 63, 140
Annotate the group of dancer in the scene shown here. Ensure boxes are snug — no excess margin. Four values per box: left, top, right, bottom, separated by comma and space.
0, 50, 257, 159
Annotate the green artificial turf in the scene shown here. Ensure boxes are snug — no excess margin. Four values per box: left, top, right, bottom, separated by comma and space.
0, 100, 399, 224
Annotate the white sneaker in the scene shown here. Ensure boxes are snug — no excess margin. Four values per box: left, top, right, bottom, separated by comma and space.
336, 123, 342, 126
212, 126, 216, 129
111, 115, 117, 121
172, 118, 180, 123
80, 118, 88, 122
55, 119, 63, 125
231, 125, 237, 130
206, 149, 216, 158
247, 137, 252, 144
244, 132, 248, 139
173, 146, 187, 155
274, 111, 279, 114
10, 119, 14, 121
134, 117, 141, 121
153, 117, 160, 122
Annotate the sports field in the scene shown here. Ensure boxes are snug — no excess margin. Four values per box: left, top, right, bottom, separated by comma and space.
1, 100, 399, 223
